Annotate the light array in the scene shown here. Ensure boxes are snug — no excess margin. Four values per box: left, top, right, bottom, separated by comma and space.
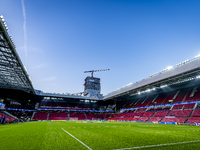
0, 15, 16, 48
108, 54, 200, 96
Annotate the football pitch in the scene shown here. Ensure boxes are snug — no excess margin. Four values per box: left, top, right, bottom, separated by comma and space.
0, 121, 200, 150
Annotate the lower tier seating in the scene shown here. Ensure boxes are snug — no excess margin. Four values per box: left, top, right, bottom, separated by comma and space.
148, 117, 163, 122
33, 112, 48, 120
187, 117, 200, 123
168, 110, 192, 117
161, 117, 187, 123
0, 112, 17, 123
48, 113, 68, 120
192, 109, 200, 117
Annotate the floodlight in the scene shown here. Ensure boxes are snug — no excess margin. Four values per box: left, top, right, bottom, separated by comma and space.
160, 85, 167, 88
167, 66, 173, 70
195, 54, 200, 58
196, 76, 200, 79
0, 15, 3, 18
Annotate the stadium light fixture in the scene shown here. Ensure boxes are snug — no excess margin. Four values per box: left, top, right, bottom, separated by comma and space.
196, 76, 200, 79
0, 15, 3, 18
166, 66, 173, 70
195, 54, 200, 58
160, 85, 167, 88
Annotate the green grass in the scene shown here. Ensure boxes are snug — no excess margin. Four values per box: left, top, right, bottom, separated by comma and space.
0, 121, 200, 150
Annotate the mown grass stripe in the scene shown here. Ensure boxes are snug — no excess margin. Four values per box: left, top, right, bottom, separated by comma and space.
61, 128, 92, 150
114, 140, 200, 150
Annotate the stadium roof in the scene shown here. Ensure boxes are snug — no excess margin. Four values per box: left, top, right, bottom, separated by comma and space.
0, 16, 35, 94
104, 56, 200, 100
35, 90, 101, 101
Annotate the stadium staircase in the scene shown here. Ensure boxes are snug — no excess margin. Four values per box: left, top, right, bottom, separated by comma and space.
3, 111, 18, 119
31, 112, 36, 120
160, 92, 170, 105
35, 103, 39, 109
185, 103, 198, 123
47, 113, 50, 120
181, 87, 191, 102
68, 113, 70, 120
85, 113, 88, 120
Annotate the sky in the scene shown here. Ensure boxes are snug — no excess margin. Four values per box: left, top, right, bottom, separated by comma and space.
1, 0, 200, 95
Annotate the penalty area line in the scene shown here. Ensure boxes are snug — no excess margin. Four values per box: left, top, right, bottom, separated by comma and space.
61, 128, 92, 150
114, 140, 200, 150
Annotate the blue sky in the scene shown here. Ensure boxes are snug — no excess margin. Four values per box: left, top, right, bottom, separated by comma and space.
1, 0, 200, 95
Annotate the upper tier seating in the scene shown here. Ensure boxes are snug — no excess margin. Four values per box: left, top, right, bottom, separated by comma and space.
123, 99, 136, 108
172, 104, 184, 110
148, 107, 171, 111
148, 93, 168, 106
172, 88, 188, 103
183, 103, 195, 109
135, 108, 147, 112
162, 90, 177, 104
135, 95, 156, 107
184, 86, 200, 102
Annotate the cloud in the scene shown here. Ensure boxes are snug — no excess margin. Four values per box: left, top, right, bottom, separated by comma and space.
21, 0, 27, 60
32, 63, 47, 69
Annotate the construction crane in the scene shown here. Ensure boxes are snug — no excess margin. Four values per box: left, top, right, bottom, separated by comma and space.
84, 69, 110, 77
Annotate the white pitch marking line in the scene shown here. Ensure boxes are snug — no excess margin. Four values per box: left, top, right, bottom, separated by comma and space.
114, 140, 200, 150
61, 128, 92, 150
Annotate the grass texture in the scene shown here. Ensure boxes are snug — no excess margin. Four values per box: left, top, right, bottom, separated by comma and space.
0, 121, 200, 150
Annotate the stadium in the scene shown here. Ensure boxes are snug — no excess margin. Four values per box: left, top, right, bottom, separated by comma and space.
1, 2, 200, 150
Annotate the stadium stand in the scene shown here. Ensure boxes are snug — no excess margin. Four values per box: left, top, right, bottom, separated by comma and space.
148, 117, 163, 122
48, 113, 68, 120
0, 112, 18, 124
184, 86, 200, 102
86, 113, 98, 120
172, 104, 184, 110
32, 112, 48, 120
161, 117, 188, 123
142, 111, 156, 117
168, 110, 192, 117
154, 111, 170, 117
187, 117, 200, 123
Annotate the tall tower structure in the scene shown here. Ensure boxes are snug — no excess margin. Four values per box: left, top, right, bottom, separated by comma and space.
84, 69, 110, 98
84, 76, 101, 97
